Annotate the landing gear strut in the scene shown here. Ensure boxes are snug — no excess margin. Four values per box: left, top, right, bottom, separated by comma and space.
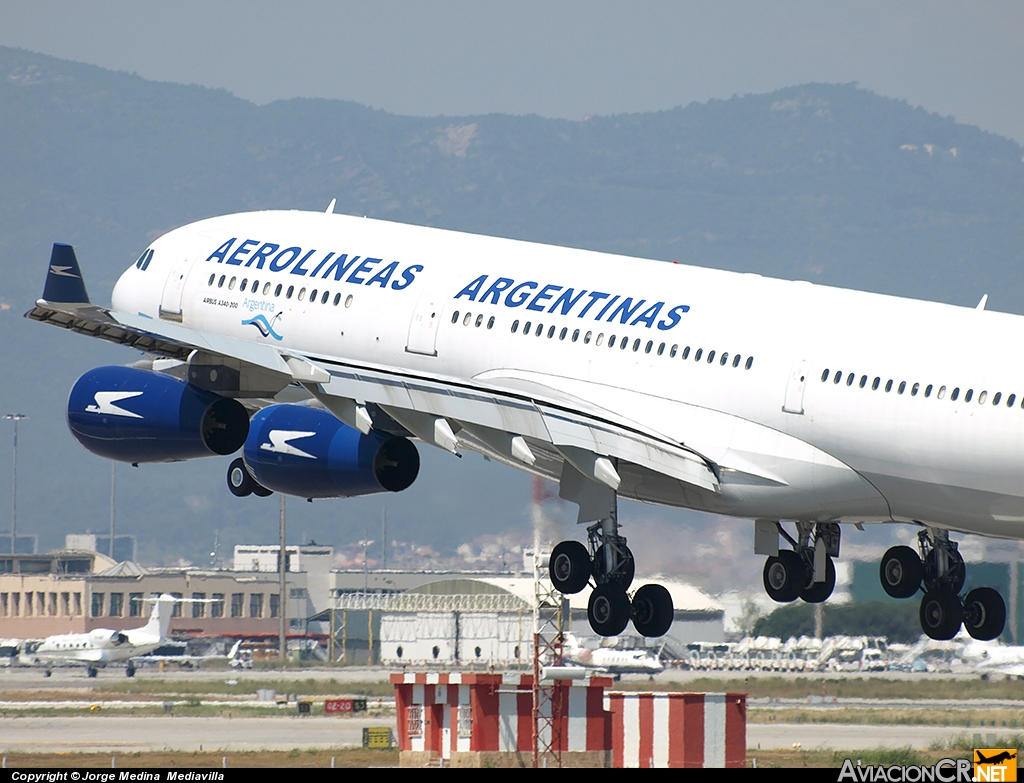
548, 497, 674, 638
760, 521, 839, 605
879, 529, 1005, 641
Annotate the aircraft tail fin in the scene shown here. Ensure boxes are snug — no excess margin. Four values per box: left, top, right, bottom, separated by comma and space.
42, 243, 91, 304
140, 594, 176, 641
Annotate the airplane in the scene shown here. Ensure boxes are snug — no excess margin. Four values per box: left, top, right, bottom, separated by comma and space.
960, 639, 1024, 677
28, 593, 176, 677
563, 633, 664, 676
26, 205, 1024, 642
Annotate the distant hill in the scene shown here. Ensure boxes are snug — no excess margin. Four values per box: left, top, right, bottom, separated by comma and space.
0, 46, 1022, 564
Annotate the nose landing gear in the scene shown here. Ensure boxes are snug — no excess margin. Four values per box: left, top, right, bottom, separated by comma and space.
879, 529, 1006, 641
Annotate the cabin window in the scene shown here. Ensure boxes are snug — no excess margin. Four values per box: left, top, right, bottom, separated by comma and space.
476, 315, 484, 328
573, 329, 580, 342
297, 288, 306, 301
536, 324, 544, 337
321, 291, 329, 304
872, 377, 880, 391
1008, 394, 1016, 407
463, 313, 472, 326
707, 350, 715, 364
596, 333, 604, 346
822, 369, 830, 383
487, 316, 495, 329
548, 325, 556, 338
218, 275, 226, 288
309, 289, 317, 302
885, 380, 893, 392
560, 327, 568, 340
694, 348, 703, 361
286, 286, 294, 299
965, 389, 973, 403
951, 387, 960, 401
938, 385, 947, 399
253, 280, 260, 293
745, 356, 754, 370
925, 384, 933, 397
345, 294, 353, 307
847, 373, 855, 386
720, 352, 728, 366
229, 277, 237, 290
633, 339, 641, 352
511, 320, 520, 333
240, 278, 248, 291
208, 274, 215, 286
263, 282, 272, 295
834, 371, 843, 384
979, 391, 988, 404
274, 284, 282, 297
860, 375, 868, 388
608, 334, 616, 348
670, 344, 678, 358
584, 331, 592, 344
658, 343, 665, 356
898, 381, 906, 394
647, 341, 654, 354
992, 392, 1000, 405
734, 355, 743, 368
523, 321, 532, 335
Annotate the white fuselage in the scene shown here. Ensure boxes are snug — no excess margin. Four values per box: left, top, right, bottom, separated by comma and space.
111, 210, 1024, 539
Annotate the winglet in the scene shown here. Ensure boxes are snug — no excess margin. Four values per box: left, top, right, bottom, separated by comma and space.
42, 243, 91, 304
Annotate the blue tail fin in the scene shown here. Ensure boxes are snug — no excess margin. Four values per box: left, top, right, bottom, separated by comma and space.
43, 243, 91, 304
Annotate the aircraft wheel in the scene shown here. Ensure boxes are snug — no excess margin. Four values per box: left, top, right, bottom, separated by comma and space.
251, 482, 273, 497
227, 458, 254, 497
800, 556, 836, 604
87, 666, 98, 678
963, 587, 1006, 641
592, 543, 635, 589
925, 547, 965, 593
126, 663, 136, 678
919, 588, 963, 641
43, 670, 52, 678
763, 550, 806, 603
631, 584, 674, 638
588, 584, 630, 637
549, 540, 591, 594
879, 546, 923, 598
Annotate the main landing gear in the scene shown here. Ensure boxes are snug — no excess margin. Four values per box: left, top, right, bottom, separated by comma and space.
759, 521, 840, 605
879, 529, 1006, 641
549, 516, 674, 639
226, 458, 273, 498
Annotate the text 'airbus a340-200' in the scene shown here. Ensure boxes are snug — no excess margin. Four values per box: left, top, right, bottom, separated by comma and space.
28, 204, 1023, 641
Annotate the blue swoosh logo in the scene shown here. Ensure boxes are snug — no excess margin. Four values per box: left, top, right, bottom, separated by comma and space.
242, 314, 284, 341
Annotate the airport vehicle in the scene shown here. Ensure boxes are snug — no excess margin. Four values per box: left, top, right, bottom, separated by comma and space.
28, 594, 176, 677
27, 207, 1023, 641
564, 634, 664, 676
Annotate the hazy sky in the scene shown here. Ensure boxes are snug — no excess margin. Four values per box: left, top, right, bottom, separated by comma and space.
2, 1, 1023, 141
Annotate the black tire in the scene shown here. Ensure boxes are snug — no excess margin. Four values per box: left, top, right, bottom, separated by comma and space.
879, 545, 923, 598
919, 587, 963, 641
227, 458, 254, 497
87, 666, 98, 678
925, 547, 965, 593
592, 543, 635, 589
126, 664, 136, 678
800, 556, 836, 604
549, 540, 591, 594
588, 584, 630, 637
963, 587, 1006, 641
631, 584, 674, 638
763, 550, 806, 603
251, 482, 273, 497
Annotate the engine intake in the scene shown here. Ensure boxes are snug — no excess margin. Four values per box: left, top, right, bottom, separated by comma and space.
243, 404, 419, 498
67, 366, 249, 463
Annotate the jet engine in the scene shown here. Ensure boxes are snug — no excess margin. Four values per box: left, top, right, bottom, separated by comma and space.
67, 366, 249, 463
241, 403, 419, 498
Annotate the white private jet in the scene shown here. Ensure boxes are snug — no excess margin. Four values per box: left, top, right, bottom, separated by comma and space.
29, 593, 176, 677
27, 206, 1024, 641
564, 634, 664, 676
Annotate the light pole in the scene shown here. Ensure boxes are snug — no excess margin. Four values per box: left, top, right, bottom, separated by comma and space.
3, 414, 27, 555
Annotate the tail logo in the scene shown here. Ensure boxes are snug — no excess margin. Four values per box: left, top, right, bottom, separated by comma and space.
242, 313, 283, 341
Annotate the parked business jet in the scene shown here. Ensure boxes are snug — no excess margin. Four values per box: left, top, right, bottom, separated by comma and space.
29, 593, 176, 677
564, 633, 664, 677
27, 207, 1023, 641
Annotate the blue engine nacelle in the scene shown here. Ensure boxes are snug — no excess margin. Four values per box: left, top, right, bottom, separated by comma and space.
243, 404, 419, 498
67, 366, 249, 463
